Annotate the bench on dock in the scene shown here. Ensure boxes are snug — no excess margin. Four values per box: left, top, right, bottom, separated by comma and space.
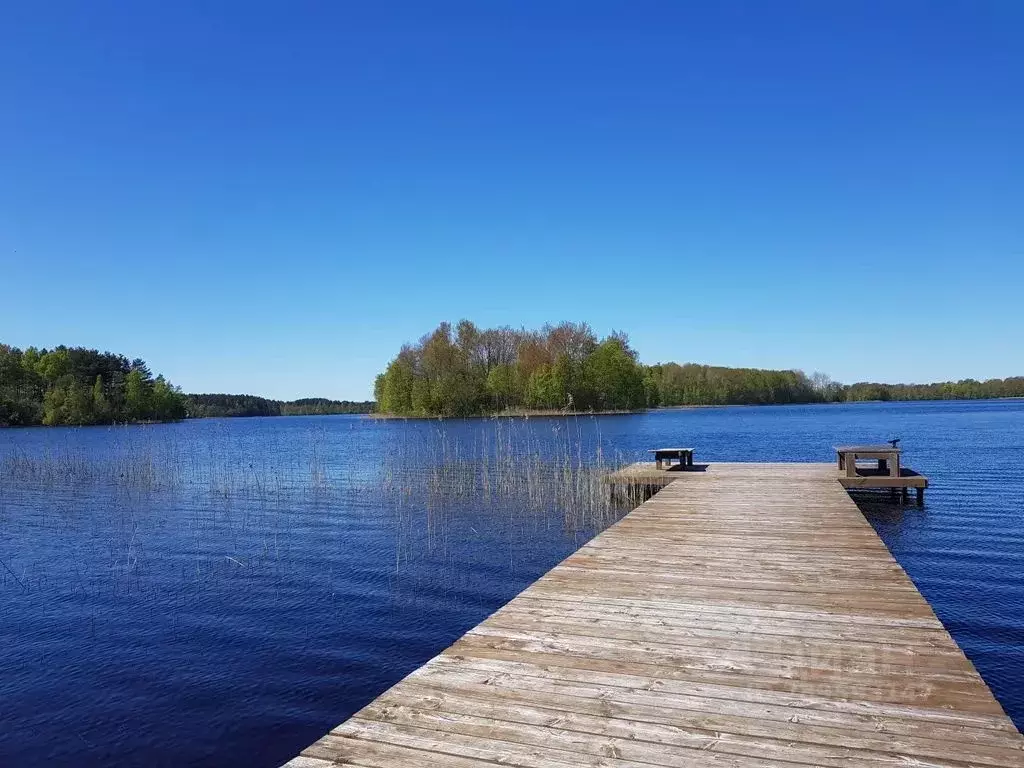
836, 444, 901, 476
649, 447, 694, 470
835, 444, 929, 505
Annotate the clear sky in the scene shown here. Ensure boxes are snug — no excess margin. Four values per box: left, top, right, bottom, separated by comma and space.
2, 2, 1022, 400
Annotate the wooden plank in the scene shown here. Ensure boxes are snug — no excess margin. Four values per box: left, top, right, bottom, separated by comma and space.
369, 684, 1024, 768
412, 655, 1021, 733
480, 612, 971, 670
407, 657, 1024, 743
284, 462, 1024, 767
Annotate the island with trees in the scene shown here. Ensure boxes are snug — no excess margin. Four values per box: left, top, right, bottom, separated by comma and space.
374, 321, 1024, 417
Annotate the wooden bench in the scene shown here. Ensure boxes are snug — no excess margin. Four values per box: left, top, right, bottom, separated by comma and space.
835, 444, 900, 477
649, 448, 694, 470
835, 444, 928, 505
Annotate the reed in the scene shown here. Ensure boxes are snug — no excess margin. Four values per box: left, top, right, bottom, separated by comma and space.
0, 419, 632, 581
0, 424, 334, 500
380, 417, 631, 565
0, 443, 177, 491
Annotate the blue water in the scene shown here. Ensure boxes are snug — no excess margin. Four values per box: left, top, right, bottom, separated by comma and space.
0, 400, 1022, 765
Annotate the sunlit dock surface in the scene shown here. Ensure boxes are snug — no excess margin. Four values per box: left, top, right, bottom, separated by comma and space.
285, 463, 1023, 767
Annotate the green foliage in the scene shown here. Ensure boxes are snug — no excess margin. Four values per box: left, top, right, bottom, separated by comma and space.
375, 354, 416, 415
647, 363, 820, 406
525, 364, 565, 409
375, 321, 646, 416
843, 377, 1024, 402
151, 376, 188, 421
124, 369, 149, 421
583, 337, 646, 410
0, 343, 188, 426
485, 363, 521, 410
0, 343, 373, 426
0, 345, 44, 425
642, 367, 661, 408
373, 321, 1024, 417
92, 375, 110, 422
185, 393, 280, 417
185, 394, 374, 418
280, 398, 374, 416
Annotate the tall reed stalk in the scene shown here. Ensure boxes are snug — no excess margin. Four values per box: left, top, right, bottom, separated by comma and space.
380, 417, 630, 565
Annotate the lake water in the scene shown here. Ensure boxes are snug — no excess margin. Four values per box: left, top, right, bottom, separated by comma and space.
1, 400, 1022, 765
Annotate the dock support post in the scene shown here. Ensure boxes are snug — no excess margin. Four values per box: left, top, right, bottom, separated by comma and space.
916, 487, 924, 506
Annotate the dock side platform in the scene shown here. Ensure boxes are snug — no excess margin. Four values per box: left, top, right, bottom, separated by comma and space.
286, 463, 1023, 767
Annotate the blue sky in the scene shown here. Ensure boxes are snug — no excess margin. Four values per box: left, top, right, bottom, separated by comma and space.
2, 1, 1022, 399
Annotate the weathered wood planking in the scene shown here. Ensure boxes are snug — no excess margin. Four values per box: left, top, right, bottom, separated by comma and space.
285, 462, 1024, 767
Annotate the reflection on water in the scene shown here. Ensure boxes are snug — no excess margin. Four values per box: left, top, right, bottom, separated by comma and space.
0, 401, 1022, 765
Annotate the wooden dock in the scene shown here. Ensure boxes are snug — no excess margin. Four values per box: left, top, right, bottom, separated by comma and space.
609, 456, 930, 505
285, 463, 1023, 768
834, 444, 929, 504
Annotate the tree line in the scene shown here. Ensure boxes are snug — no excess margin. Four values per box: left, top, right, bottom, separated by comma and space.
0, 344, 374, 427
0, 344, 188, 426
7, 334, 1019, 427
844, 378, 1024, 402
185, 394, 374, 418
374, 321, 1024, 416
281, 398, 375, 416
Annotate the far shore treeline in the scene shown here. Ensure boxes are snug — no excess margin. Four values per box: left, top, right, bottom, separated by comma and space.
185, 394, 374, 418
375, 321, 1024, 417
5, 331, 1023, 427
0, 344, 372, 427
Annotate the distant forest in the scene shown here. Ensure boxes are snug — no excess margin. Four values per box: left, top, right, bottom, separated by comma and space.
374, 321, 1024, 417
185, 394, 374, 418
0, 344, 373, 427
6, 335, 1021, 427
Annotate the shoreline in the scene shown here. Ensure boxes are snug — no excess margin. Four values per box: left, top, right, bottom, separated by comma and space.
367, 396, 1024, 421
6, 397, 1022, 428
